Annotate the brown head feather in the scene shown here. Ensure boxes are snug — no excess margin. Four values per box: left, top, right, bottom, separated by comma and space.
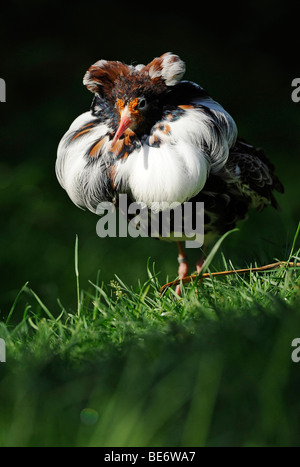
83, 53, 185, 102
83, 60, 131, 95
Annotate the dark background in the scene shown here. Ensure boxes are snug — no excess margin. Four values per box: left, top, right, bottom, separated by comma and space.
0, 0, 299, 318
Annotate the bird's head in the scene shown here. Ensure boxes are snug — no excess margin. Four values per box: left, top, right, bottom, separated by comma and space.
83, 53, 186, 144
111, 95, 148, 145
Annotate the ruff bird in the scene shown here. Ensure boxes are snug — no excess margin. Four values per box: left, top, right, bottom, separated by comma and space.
56, 52, 284, 295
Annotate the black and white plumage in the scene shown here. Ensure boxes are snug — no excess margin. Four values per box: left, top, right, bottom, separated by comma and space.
56, 52, 283, 292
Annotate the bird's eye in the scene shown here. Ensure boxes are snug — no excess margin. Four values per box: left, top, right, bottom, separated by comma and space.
138, 98, 147, 109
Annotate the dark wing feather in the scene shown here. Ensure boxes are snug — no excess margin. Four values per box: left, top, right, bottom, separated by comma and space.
226, 139, 284, 210
189, 138, 284, 238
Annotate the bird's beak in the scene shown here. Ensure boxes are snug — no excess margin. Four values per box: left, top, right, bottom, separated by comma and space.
112, 107, 132, 146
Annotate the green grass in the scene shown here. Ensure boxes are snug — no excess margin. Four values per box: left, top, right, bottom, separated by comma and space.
0, 229, 300, 447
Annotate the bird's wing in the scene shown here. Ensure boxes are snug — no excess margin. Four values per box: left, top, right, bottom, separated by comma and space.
225, 139, 284, 210
56, 112, 118, 211
159, 81, 238, 172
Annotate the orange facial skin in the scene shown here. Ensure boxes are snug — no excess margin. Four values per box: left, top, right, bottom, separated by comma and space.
113, 98, 143, 145
115, 98, 125, 112
116, 98, 143, 124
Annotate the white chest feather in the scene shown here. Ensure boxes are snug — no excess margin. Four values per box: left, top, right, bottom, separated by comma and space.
114, 100, 236, 209
114, 141, 208, 210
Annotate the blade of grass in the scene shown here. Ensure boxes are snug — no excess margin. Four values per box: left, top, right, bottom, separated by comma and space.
172, 228, 239, 296
6, 282, 29, 325
200, 228, 239, 276
29, 288, 56, 320
287, 222, 300, 263
75, 235, 81, 318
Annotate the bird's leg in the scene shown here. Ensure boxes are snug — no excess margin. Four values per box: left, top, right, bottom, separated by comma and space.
175, 242, 188, 296
196, 247, 207, 274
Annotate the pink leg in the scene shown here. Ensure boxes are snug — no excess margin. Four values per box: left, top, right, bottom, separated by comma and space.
196, 251, 206, 274
175, 242, 188, 296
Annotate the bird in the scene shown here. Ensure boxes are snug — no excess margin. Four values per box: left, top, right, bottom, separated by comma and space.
56, 52, 284, 295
